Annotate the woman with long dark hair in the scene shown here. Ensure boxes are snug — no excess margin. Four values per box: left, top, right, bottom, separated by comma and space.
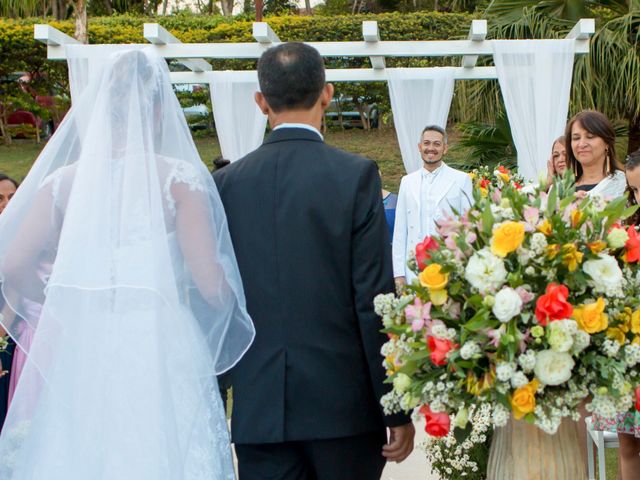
565, 110, 626, 199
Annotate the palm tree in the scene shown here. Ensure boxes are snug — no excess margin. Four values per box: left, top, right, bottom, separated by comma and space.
467, 1, 640, 154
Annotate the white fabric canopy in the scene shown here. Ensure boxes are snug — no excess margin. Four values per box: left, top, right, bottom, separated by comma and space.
492, 39, 575, 181
387, 68, 455, 173
208, 71, 268, 162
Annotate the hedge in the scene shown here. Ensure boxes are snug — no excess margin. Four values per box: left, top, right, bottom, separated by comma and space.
1, 11, 474, 73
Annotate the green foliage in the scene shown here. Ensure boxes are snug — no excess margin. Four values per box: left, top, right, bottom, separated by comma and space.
449, 108, 516, 170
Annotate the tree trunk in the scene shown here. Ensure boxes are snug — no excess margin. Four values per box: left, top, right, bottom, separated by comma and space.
220, 0, 233, 16
628, 116, 640, 156
0, 108, 11, 146
255, 0, 263, 21
162, 0, 169, 15
73, 0, 88, 44
102, 0, 113, 14
304, 0, 311, 14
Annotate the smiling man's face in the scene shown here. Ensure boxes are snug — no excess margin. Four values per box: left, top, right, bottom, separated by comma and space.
418, 129, 448, 171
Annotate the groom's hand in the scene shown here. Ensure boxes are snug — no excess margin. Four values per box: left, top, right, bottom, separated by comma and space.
382, 422, 415, 463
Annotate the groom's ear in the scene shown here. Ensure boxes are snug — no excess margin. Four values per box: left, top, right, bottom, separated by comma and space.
254, 92, 270, 115
319, 83, 334, 110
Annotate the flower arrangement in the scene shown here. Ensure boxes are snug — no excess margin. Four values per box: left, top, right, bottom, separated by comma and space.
468, 165, 524, 197
376, 175, 640, 474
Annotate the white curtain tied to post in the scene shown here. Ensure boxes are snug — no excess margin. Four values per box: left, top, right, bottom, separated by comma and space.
208, 71, 267, 162
492, 39, 575, 182
387, 68, 455, 173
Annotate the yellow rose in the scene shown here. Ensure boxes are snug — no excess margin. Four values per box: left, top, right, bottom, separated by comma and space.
480, 187, 488, 197
510, 379, 540, 420
606, 327, 626, 345
631, 309, 640, 334
561, 244, 584, 272
574, 298, 608, 334
419, 264, 449, 306
633, 336, 640, 346
537, 219, 552, 236
468, 172, 476, 181
491, 222, 525, 258
419, 264, 448, 290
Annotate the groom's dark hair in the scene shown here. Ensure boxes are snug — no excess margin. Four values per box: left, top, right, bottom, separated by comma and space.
257, 42, 325, 113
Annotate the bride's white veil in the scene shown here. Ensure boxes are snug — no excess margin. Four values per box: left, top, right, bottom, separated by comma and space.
0, 47, 254, 477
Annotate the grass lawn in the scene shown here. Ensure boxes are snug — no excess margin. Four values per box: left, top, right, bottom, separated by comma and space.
0, 128, 410, 192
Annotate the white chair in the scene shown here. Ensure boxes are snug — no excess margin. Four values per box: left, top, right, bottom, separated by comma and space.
585, 416, 620, 480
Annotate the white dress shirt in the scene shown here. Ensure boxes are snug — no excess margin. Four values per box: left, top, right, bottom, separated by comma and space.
419, 164, 443, 238
273, 123, 324, 140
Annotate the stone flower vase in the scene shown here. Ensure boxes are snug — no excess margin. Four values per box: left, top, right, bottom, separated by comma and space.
487, 417, 586, 479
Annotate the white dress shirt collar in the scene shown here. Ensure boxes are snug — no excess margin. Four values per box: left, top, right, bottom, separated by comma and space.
273, 123, 324, 140
421, 163, 444, 180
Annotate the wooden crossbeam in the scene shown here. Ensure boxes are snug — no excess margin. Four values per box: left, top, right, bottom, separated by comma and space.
143, 23, 211, 72
362, 21, 385, 70
461, 19, 487, 69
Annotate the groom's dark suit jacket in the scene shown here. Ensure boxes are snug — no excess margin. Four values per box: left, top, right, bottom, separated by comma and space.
214, 127, 408, 445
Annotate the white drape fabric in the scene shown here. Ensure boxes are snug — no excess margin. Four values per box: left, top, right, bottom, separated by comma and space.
208, 71, 267, 162
67, 45, 137, 103
0, 47, 254, 479
492, 39, 575, 182
387, 68, 455, 173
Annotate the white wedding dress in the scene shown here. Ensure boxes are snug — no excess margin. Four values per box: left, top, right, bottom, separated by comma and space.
0, 49, 254, 479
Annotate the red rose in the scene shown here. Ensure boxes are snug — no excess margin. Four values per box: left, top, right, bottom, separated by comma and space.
514, 182, 522, 190
415, 236, 439, 271
479, 178, 491, 189
635, 386, 640, 412
625, 227, 640, 263
498, 166, 509, 174
427, 336, 454, 366
535, 283, 573, 326
419, 404, 451, 437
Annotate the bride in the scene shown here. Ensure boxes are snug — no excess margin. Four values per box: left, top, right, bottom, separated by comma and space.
0, 48, 254, 479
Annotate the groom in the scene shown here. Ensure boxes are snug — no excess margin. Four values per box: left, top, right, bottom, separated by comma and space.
214, 42, 414, 479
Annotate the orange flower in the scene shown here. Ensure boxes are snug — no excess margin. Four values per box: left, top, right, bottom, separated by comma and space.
570, 210, 584, 228
587, 241, 607, 254
537, 219, 552, 236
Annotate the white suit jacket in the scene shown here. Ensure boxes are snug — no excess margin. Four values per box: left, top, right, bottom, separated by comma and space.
392, 164, 473, 280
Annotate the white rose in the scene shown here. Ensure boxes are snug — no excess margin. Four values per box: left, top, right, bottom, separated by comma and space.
582, 254, 623, 294
607, 227, 629, 249
534, 350, 575, 386
547, 320, 575, 353
492, 287, 523, 323
393, 373, 412, 394
464, 248, 508, 294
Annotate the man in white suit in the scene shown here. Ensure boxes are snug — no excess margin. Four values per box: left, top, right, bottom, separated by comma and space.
392, 125, 473, 286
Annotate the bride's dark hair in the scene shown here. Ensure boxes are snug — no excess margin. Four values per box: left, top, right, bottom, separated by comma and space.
625, 149, 640, 226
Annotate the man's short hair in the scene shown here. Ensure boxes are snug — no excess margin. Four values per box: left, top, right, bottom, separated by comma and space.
421, 125, 448, 144
257, 42, 326, 113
